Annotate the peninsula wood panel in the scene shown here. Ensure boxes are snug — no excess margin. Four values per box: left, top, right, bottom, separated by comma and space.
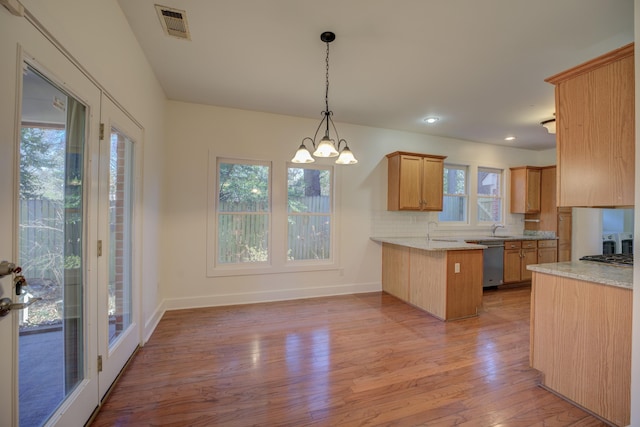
409, 249, 447, 319
381, 243, 410, 300
445, 250, 482, 319
530, 272, 631, 426
547, 43, 634, 207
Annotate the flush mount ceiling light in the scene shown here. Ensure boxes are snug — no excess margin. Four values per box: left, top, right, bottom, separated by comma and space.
423, 117, 440, 124
505, 136, 516, 141
541, 118, 556, 134
292, 31, 357, 165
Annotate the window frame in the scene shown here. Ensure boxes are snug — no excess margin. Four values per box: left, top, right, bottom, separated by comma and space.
208, 156, 272, 275
439, 163, 469, 224
286, 162, 335, 266
206, 153, 339, 277
476, 166, 504, 224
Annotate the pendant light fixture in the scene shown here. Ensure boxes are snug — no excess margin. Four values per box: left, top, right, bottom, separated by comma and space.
292, 31, 358, 165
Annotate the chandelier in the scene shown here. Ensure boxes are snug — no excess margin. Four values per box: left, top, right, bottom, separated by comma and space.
291, 31, 358, 165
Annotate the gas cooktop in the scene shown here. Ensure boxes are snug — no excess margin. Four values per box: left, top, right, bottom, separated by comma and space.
579, 253, 633, 266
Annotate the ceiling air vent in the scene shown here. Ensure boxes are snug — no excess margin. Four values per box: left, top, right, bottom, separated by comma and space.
155, 5, 191, 40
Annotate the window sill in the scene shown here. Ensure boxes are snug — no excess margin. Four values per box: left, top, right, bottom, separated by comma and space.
207, 261, 339, 277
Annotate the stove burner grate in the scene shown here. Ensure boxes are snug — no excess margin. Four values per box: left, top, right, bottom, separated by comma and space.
579, 253, 633, 266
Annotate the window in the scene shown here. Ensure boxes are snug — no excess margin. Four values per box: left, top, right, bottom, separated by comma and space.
477, 167, 503, 223
287, 165, 333, 261
439, 164, 468, 222
216, 159, 270, 265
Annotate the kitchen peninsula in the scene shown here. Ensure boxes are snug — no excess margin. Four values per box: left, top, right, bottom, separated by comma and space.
371, 237, 485, 321
528, 261, 632, 426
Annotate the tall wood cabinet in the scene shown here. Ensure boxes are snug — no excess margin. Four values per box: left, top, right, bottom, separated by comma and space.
557, 208, 572, 262
546, 43, 634, 207
387, 151, 446, 211
524, 166, 572, 262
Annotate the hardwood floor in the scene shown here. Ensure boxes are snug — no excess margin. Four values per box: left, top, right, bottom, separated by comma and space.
91, 287, 607, 426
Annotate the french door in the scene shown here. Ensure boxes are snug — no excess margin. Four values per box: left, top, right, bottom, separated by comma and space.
96, 97, 142, 400
0, 14, 141, 427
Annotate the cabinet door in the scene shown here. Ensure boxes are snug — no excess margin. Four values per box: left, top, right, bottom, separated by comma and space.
421, 157, 444, 210
521, 248, 538, 281
538, 167, 557, 232
503, 248, 522, 283
552, 46, 634, 207
538, 247, 558, 264
557, 209, 572, 261
510, 167, 541, 213
398, 155, 423, 210
526, 168, 541, 212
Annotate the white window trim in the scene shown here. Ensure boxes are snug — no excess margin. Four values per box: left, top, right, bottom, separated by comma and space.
286, 162, 336, 266
476, 166, 504, 224
439, 163, 469, 224
206, 152, 339, 277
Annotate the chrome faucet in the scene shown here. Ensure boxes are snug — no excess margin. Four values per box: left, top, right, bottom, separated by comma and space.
427, 221, 438, 241
491, 223, 505, 236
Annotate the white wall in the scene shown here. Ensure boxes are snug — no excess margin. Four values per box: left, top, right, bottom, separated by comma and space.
18, 0, 167, 338
161, 100, 554, 308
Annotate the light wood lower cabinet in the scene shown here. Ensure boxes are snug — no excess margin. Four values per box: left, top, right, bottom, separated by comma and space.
503, 240, 537, 284
537, 239, 557, 264
381, 243, 482, 320
530, 272, 631, 426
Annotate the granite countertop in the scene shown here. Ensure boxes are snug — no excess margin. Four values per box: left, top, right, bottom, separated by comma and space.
370, 237, 486, 251
527, 261, 632, 290
370, 234, 556, 252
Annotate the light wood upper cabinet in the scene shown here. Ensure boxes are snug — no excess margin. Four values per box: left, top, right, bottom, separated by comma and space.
510, 166, 541, 213
387, 151, 447, 211
546, 43, 634, 207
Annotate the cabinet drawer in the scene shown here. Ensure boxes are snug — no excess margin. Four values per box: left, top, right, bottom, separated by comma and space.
522, 240, 537, 249
537, 239, 557, 248
505, 241, 521, 249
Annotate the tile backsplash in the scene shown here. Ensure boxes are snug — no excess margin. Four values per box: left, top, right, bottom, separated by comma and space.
370, 210, 552, 238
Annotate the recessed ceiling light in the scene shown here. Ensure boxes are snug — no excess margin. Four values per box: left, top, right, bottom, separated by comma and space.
423, 117, 439, 124
505, 136, 516, 141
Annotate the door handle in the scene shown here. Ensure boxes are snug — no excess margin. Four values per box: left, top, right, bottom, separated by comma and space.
0, 297, 41, 317
0, 261, 17, 278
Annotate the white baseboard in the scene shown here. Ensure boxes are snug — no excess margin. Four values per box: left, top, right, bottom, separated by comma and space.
164, 282, 381, 311
142, 300, 166, 344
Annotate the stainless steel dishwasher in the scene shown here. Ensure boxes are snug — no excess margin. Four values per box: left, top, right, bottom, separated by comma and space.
476, 240, 504, 288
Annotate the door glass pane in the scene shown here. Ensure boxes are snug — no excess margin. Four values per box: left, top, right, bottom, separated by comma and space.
18, 65, 86, 427
108, 129, 133, 345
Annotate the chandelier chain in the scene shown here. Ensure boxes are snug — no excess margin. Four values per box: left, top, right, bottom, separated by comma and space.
325, 41, 330, 113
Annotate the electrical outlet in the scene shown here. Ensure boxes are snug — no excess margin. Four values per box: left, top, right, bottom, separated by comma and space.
454, 263, 460, 273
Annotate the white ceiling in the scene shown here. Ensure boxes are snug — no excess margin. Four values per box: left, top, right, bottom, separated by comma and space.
117, 0, 634, 150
